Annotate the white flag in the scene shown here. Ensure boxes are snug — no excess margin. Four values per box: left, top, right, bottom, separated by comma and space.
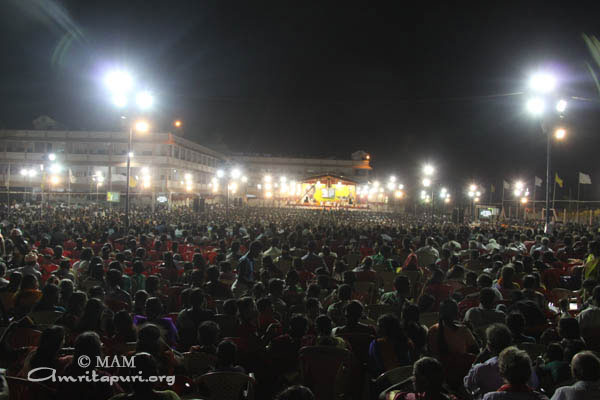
535, 176, 542, 187
503, 180, 510, 189
579, 172, 592, 185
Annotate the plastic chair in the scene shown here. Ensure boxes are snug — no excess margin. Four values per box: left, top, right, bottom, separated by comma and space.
516, 342, 546, 360
374, 365, 414, 399
6, 375, 55, 400
299, 345, 351, 400
184, 351, 218, 376
377, 271, 396, 292
195, 371, 255, 400
419, 312, 439, 328
29, 310, 64, 326
366, 304, 400, 320
8, 327, 42, 348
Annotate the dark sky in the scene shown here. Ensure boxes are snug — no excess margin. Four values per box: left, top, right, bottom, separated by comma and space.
3, 0, 600, 200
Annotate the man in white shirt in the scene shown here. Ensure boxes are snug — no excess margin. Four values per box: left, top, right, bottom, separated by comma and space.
577, 286, 600, 339
416, 237, 439, 268
263, 238, 282, 260
551, 351, 600, 400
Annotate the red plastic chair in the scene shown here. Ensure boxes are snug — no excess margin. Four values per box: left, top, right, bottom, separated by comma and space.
299, 346, 352, 400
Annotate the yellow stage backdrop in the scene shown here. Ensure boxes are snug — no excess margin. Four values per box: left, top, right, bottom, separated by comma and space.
301, 181, 356, 203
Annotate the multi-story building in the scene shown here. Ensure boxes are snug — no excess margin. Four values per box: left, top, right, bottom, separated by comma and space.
0, 129, 225, 205
0, 128, 372, 207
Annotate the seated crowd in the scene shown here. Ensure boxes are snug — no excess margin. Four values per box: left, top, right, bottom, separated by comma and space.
0, 205, 599, 400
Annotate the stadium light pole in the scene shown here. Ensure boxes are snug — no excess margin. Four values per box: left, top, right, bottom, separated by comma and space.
422, 164, 435, 224
526, 72, 567, 232
104, 69, 154, 229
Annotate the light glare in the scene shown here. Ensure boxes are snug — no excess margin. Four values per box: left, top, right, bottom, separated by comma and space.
529, 73, 557, 93
526, 97, 545, 115
136, 91, 154, 109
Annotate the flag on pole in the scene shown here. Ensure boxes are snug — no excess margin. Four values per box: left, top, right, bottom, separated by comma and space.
579, 172, 592, 185
555, 173, 564, 188
535, 176, 543, 187
503, 180, 510, 189
68, 169, 76, 184
129, 176, 137, 188
491, 184, 495, 193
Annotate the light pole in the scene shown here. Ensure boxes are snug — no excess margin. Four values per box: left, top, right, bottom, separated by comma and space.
422, 164, 434, 224
104, 69, 154, 228
526, 72, 567, 232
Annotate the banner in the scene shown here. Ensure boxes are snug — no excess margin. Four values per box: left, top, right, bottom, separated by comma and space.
106, 192, 120, 202
535, 176, 543, 187
555, 173, 563, 188
503, 180, 510, 189
579, 172, 592, 185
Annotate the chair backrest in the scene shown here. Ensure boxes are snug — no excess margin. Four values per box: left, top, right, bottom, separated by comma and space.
29, 310, 64, 326
377, 271, 396, 292
516, 342, 546, 360
195, 371, 255, 400
6, 375, 55, 400
184, 351, 218, 377
345, 253, 361, 269
8, 327, 42, 348
398, 270, 421, 299
366, 304, 400, 320
419, 312, 439, 328
374, 365, 414, 398
336, 333, 374, 365
215, 314, 238, 338
299, 346, 351, 400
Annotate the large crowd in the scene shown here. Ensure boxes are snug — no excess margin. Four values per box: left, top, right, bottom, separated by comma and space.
0, 204, 599, 400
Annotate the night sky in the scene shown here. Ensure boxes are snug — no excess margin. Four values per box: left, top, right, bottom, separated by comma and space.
2, 1, 600, 201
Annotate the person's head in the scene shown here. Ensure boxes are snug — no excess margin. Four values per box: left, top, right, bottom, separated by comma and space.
402, 303, 420, 325
498, 347, 532, 386
439, 299, 458, 324
558, 318, 581, 340
476, 274, 493, 289
223, 298, 238, 316
465, 271, 478, 287
546, 342, 563, 362
32, 325, 65, 368
73, 331, 102, 369
500, 265, 515, 284
145, 297, 164, 320
316, 314, 334, 336
129, 353, 168, 392
289, 314, 308, 339
206, 266, 219, 282
593, 285, 600, 307
67, 291, 87, 315
344, 300, 364, 325
20, 274, 38, 290
276, 385, 315, 400
486, 323, 512, 355
377, 313, 404, 341
571, 351, 600, 382
338, 284, 352, 302
197, 321, 220, 347
269, 278, 285, 297
189, 288, 206, 310
505, 312, 526, 335
249, 241, 262, 257
237, 297, 257, 322
137, 324, 162, 355
146, 275, 160, 295
106, 268, 123, 288
412, 357, 445, 394
217, 340, 237, 366
480, 287, 496, 309
393, 275, 410, 296
306, 297, 320, 320
114, 309, 134, 333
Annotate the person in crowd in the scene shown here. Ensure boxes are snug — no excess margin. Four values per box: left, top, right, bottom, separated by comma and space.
551, 351, 600, 400
506, 312, 536, 344
391, 357, 455, 400
368, 313, 412, 376
332, 300, 375, 335
482, 346, 548, 400
177, 288, 215, 351
465, 287, 506, 329
428, 299, 478, 357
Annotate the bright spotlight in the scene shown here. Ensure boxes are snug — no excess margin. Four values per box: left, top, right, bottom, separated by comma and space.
444, 197, 451, 204
134, 120, 150, 133
104, 70, 133, 93
216, 170, 225, 178
387, 182, 395, 190
526, 97, 545, 115
556, 99, 567, 113
141, 167, 149, 175
231, 169, 241, 179
265, 191, 273, 198
398, 184, 404, 189
184, 173, 192, 181
521, 197, 528, 204
112, 93, 128, 108
50, 175, 60, 185
174, 120, 182, 128
241, 176, 248, 183
469, 184, 477, 192
529, 73, 557, 93
20, 169, 27, 176
389, 175, 396, 182
49, 163, 62, 174
135, 91, 154, 109
128, 151, 134, 158
423, 164, 434, 176
264, 175, 272, 182
280, 176, 287, 183
422, 178, 431, 187
555, 128, 566, 140
515, 181, 524, 190
394, 190, 403, 198
48, 153, 56, 161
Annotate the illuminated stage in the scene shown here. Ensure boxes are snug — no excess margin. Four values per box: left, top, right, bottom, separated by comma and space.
296, 175, 361, 208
